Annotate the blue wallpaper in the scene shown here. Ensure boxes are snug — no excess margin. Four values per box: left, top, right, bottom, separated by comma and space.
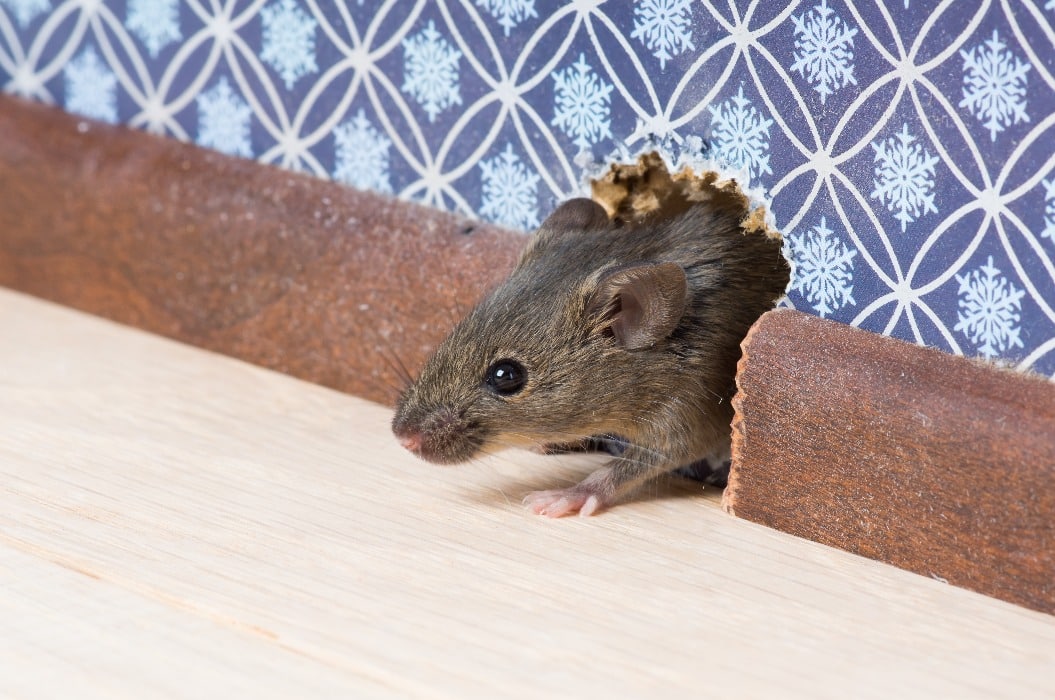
2, 0, 1054, 376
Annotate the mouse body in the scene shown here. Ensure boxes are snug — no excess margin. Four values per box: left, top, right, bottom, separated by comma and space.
392, 197, 789, 516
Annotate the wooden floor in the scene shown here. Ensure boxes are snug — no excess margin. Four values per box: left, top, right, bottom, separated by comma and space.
2, 287, 1053, 698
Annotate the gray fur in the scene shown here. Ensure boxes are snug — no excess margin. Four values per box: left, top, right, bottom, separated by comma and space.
392, 197, 789, 514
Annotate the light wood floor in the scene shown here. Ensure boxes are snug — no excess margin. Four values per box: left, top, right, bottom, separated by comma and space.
1, 287, 1052, 698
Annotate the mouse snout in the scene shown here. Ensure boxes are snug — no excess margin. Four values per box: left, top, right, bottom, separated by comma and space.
392, 415, 424, 454
397, 431, 422, 454
391, 405, 483, 465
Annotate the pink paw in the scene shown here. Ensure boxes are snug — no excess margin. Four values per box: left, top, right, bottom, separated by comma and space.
523, 488, 604, 518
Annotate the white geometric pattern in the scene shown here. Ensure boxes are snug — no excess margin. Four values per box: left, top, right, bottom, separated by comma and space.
631, 0, 695, 71
195, 77, 252, 158
126, 0, 181, 58
479, 143, 540, 230
1, 0, 1054, 377
401, 20, 462, 123
0, 0, 48, 28
870, 124, 939, 233
334, 109, 393, 194
551, 53, 613, 150
954, 256, 1026, 358
790, 0, 858, 104
707, 84, 773, 182
787, 217, 857, 318
63, 46, 117, 123
959, 30, 1031, 142
476, 0, 537, 37
260, 0, 318, 89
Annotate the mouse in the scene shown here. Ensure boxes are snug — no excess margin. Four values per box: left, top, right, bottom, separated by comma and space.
391, 195, 789, 517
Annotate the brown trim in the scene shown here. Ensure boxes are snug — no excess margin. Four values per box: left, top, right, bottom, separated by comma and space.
0, 94, 524, 405
725, 309, 1055, 614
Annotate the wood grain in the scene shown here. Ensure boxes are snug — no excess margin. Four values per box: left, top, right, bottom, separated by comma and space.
3, 288, 1055, 698
0, 94, 524, 406
725, 309, 1055, 615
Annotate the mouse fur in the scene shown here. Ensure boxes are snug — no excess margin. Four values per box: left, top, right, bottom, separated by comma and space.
392, 197, 789, 516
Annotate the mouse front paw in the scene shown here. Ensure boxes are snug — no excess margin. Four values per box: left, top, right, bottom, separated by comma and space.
522, 488, 605, 518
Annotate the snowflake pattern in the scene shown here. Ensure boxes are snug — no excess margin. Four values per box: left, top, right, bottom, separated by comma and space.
631, 0, 695, 70
870, 123, 939, 232
64, 46, 118, 123
959, 30, 1031, 142
790, 0, 858, 104
479, 144, 540, 230
787, 217, 857, 318
196, 77, 253, 158
5, 1, 1055, 374
707, 84, 773, 182
333, 109, 393, 194
1043, 178, 1055, 242
126, 0, 181, 58
954, 256, 1026, 358
476, 0, 537, 37
551, 54, 613, 150
260, 0, 318, 89
402, 21, 462, 123
0, 0, 48, 27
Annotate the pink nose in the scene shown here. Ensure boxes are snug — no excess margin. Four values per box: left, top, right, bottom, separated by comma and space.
398, 432, 422, 453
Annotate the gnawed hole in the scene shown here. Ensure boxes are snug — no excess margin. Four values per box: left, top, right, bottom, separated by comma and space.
588, 151, 781, 242
587, 151, 788, 490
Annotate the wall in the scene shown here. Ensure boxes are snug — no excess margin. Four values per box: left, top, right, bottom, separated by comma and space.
2, 0, 1053, 375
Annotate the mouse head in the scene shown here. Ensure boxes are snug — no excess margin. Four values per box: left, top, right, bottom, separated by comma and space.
392, 198, 688, 464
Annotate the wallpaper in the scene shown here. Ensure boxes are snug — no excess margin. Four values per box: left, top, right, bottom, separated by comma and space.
2, 0, 1054, 376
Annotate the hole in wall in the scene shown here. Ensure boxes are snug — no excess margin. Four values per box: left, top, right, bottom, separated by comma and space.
588, 150, 782, 243
587, 149, 789, 303
586, 151, 791, 489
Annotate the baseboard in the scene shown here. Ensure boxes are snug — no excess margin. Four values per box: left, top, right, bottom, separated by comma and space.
726, 309, 1055, 614
0, 94, 524, 406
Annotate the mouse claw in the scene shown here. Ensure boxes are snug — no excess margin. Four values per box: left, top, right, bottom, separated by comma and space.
522, 488, 604, 518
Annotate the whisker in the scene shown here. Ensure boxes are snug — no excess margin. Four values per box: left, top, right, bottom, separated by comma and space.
363, 373, 405, 402
436, 240, 475, 326
388, 347, 415, 386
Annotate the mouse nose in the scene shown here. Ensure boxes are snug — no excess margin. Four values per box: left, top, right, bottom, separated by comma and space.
398, 431, 422, 453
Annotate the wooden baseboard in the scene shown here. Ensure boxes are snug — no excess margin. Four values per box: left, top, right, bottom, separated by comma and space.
725, 309, 1055, 614
0, 94, 524, 406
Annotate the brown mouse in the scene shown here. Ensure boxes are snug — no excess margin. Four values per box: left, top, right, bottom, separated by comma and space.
391, 196, 789, 516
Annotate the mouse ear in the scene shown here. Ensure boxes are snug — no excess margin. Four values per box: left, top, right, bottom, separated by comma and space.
538, 198, 609, 233
589, 262, 688, 351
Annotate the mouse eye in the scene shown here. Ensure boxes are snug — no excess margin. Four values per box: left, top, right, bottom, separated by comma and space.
484, 359, 527, 396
